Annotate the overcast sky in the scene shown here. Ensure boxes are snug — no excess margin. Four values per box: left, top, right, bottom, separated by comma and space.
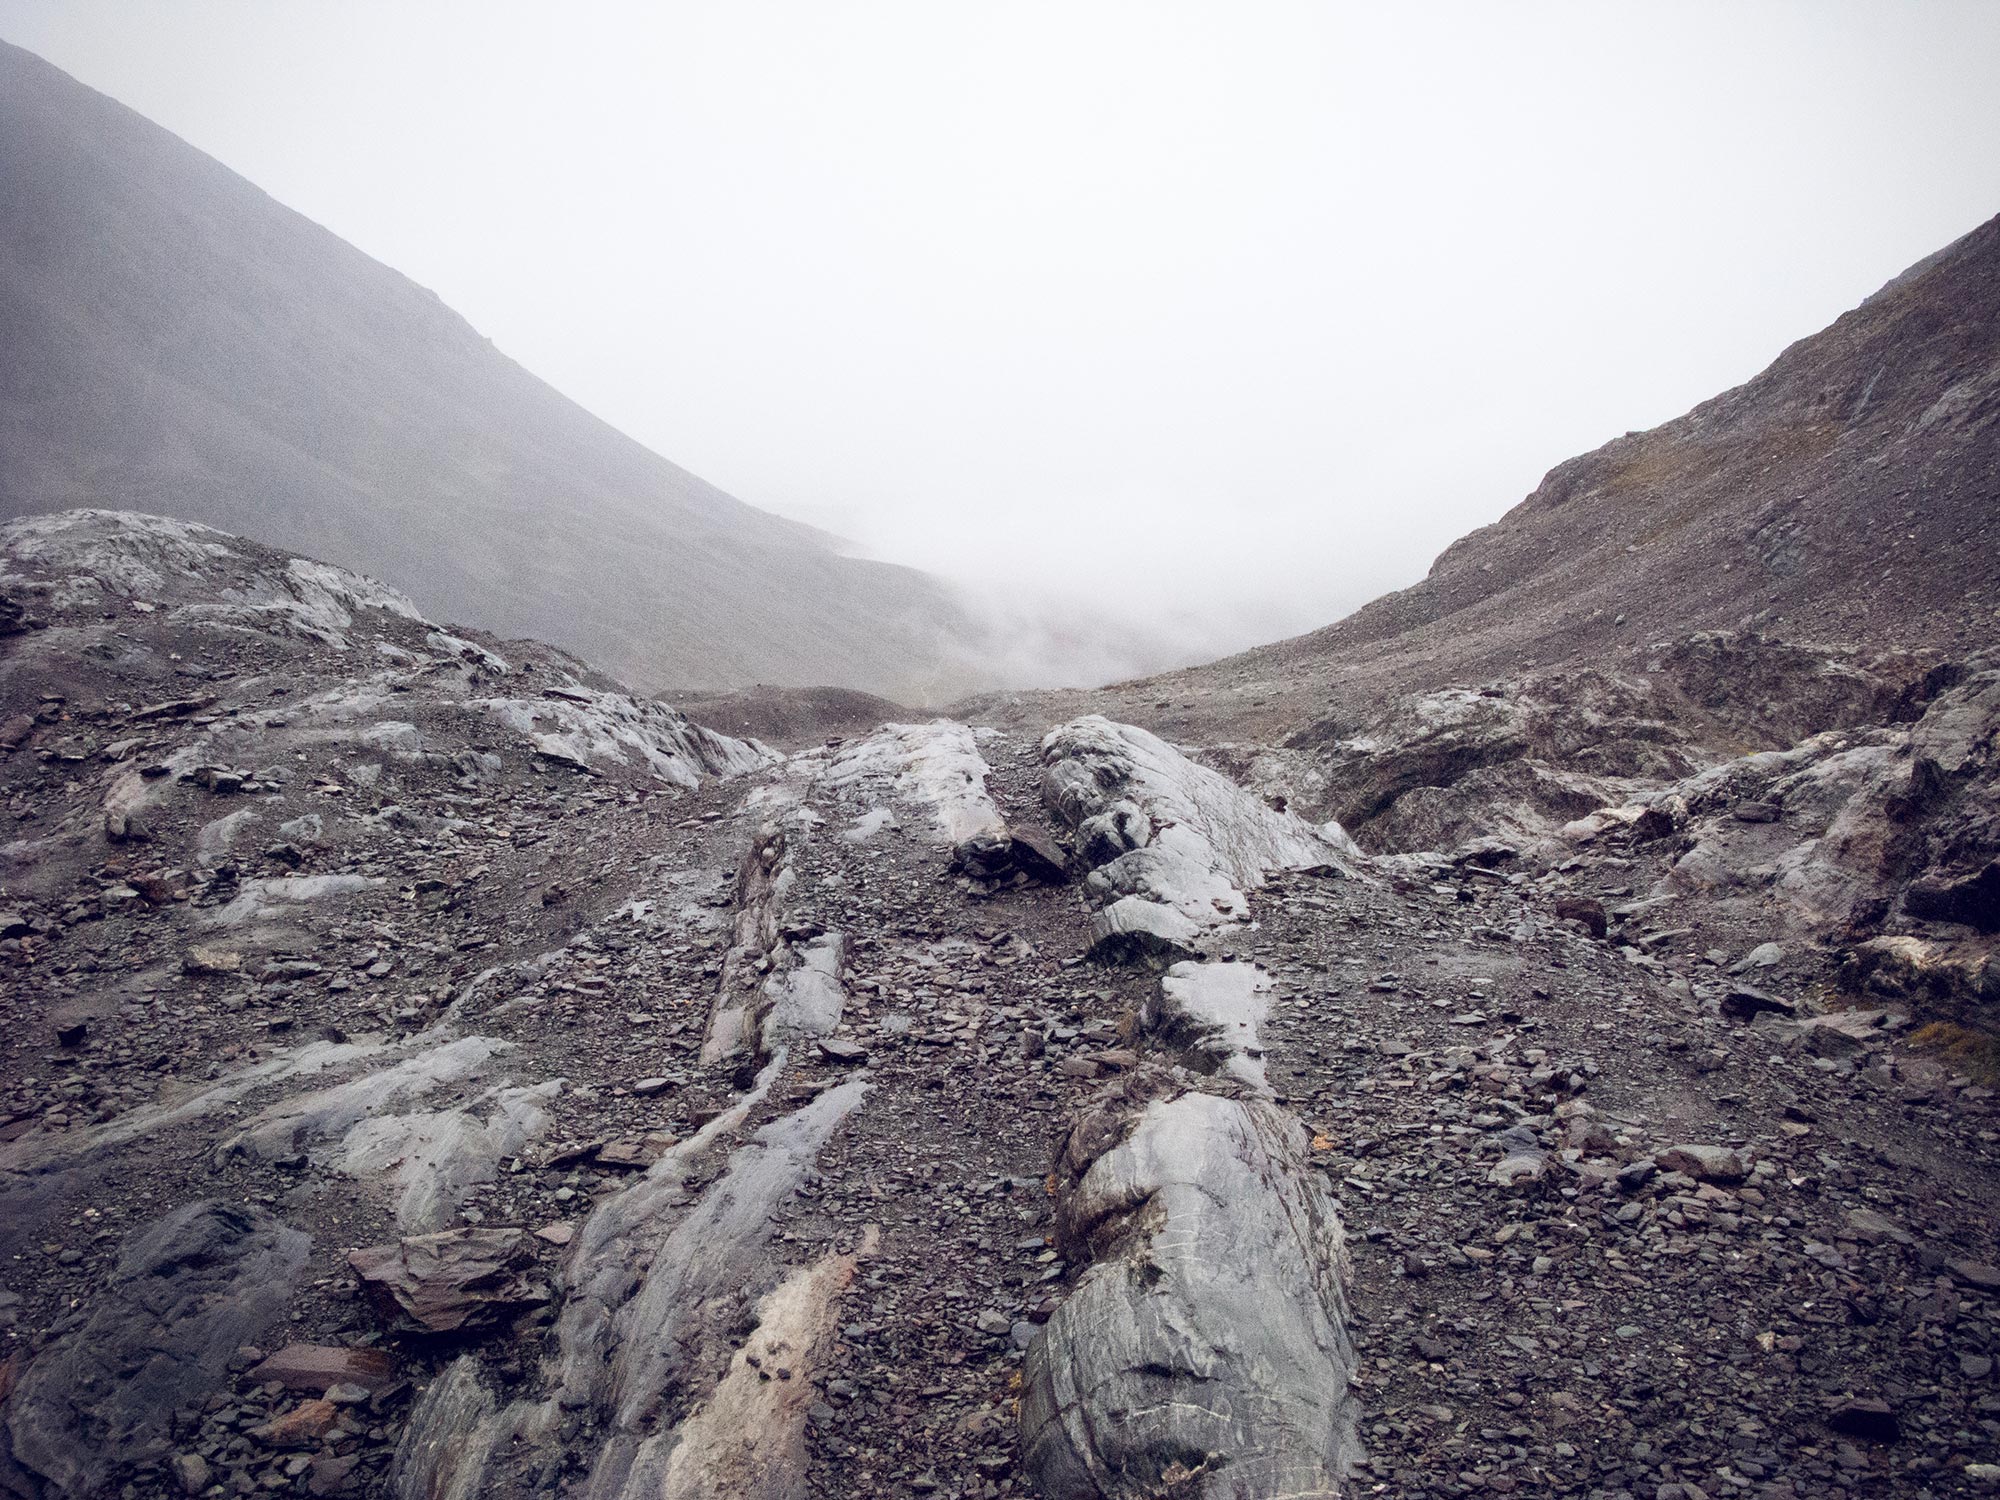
4, 1, 1998, 662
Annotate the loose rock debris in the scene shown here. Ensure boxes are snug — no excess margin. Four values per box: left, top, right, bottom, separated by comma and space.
0, 511, 1996, 1499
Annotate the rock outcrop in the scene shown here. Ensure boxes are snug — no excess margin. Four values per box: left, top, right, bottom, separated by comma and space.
1042, 716, 1359, 962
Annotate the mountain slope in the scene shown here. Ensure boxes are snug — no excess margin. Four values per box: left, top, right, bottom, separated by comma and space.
1215, 210, 2000, 720
0, 40, 978, 699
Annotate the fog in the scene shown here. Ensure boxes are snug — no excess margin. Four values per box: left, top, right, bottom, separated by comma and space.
5, 1, 1999, 672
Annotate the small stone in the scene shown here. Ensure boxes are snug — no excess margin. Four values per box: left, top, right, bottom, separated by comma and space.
1948, 1258, 2000, 1291
171, 1453, 212, 1496
816, 1037, 869, 1065
1654, 1144, 1746, 1183
1732, 941, 1785, 972
1488, 1152, 1546, 1189
1826, 1396, 1900, 1443
1553, 895, 1608, 939
1843, 1208, 1912, 1246
306, 1453, 362, 1497
251, 1397, 339, 1448
631, 1076, 671, 1096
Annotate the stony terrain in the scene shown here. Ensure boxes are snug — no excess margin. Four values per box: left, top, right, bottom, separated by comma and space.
0, 508, 1996, 1500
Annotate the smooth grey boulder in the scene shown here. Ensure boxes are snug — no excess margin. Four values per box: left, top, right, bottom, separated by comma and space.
3, 1202, 309, 1497
1139, 961, 1274, 1091
1084, 895, 1202, 967
1021, 1074, 1359, 1500
1043, 717, 1360, 966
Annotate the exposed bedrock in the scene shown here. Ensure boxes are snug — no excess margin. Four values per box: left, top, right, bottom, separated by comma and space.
810, 719, 1007, 845
385, 1077, 872, 1500
1138, 959, 1275, 1092
703, 815, 802, 1064
1041, 715, 1360, 963
1, 1202, 309, 1498
1020, 1067, 1359, 1500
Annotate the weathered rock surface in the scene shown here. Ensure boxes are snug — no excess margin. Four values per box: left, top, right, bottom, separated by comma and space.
2, 1202, 308, 1496
1043, 715, 1359, 962
348, 1227, 548, 1334
1023, 1073, 1357, 1499
1139, 960, 1274, 1091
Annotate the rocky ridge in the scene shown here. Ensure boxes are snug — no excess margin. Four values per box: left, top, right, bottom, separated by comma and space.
1, 508, 1998, 1500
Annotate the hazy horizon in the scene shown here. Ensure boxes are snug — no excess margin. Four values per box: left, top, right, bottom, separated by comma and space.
4, 1, 1999, 674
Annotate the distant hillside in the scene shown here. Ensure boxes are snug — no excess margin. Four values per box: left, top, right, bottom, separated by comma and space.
1246, 212, 2000, 700
958, 214, 1999, 757
0, 40, 981, 699
1033, 212, 1994, 743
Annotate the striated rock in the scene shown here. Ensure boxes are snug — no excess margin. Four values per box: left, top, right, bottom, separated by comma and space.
1044, 716, 1360, 931
650, 1227, 881, 1500
811, 720, 1005, 844
476, 687, 774, 788
761, 933, 849, 1048
1138, 961, 1273, 1091
1022, 1073, 1358, 1499
2, 1202, 308, 1496
385, 1356, 505, 1500
1083, 896, 1201, 968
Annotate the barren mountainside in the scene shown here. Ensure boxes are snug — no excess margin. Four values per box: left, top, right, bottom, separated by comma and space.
0, 496, 1996, 1497
1039, 212, 1998, 755
0, 40, 982, 700
1, 47, 1999, 1500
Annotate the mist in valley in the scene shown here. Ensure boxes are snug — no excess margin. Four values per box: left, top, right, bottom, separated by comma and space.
6, 1, 1999, 689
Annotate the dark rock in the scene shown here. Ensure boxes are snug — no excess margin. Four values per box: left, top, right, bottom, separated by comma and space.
1905, 860, 2000, 932
1720, 985, 1795, 1021
1731, 800, 1782, 823
951, 827, 1069, 887
1827, 1397, 1901, 1443
348, 1228, 548, 1334
2, 1202, 308, 1496
1554, 895, 1608, 939
1947, 1258, 2000, 1291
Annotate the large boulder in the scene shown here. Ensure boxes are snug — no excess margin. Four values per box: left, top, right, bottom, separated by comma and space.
1043, 717, 1358, 962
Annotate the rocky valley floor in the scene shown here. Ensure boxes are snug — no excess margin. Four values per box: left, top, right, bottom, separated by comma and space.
1, 513, 1997, 1500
